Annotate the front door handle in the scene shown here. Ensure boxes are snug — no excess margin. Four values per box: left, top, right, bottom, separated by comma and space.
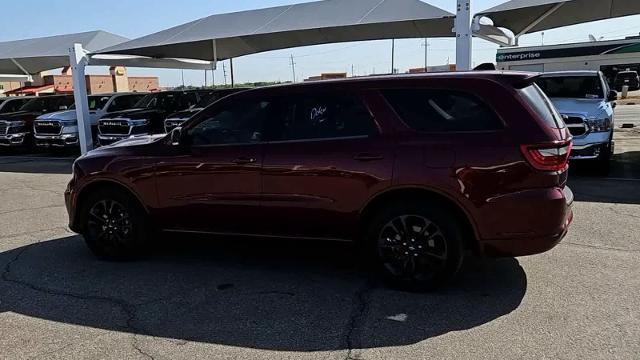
233, 157, 257, 165
354, 153, 384, 162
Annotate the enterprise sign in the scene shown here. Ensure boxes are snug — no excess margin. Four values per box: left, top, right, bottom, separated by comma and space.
497, 40, 640, 63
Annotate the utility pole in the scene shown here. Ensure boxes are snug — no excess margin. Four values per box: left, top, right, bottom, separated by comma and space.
422, 38, 429, 72
289, 54, 296, 83
222, 62, 228, 85
230, 58, 235, 88
541, 32, 545, 46
391, 39, 395, 74
351, 64, 355, 77
204, 70, 208, 87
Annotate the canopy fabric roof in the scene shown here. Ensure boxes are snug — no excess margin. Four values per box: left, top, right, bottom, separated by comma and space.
477, 0, 640, 36
0, 30, 129, 75
98, 0, 455, 61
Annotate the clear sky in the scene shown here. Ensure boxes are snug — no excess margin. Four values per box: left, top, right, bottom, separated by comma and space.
2, 0, 640, 87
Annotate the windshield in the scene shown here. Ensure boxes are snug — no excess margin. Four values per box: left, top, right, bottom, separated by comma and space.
134, 92, 188, 109
19, 98, 59, 112
536, 75, 604, 99
616, 72, 638, 80
70, 96, 112, 111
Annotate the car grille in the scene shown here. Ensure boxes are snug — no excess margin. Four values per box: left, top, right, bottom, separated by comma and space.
164, 119, 186, 133
0, 122, 7, 135
99, 120, 131, 135
34, 121, 62, 135
564, 116, 588, 137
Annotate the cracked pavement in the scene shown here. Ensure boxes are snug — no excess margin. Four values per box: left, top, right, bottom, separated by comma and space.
0, 107, 639, 360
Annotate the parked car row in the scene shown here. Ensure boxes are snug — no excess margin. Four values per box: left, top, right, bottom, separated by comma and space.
0, 89, 248, 150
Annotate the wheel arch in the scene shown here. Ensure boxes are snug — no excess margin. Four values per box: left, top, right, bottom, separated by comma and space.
360, 186, 480, 254
73, 179, 149, 232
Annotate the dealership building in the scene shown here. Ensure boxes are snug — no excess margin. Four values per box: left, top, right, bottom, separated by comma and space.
496, 36, 640, 83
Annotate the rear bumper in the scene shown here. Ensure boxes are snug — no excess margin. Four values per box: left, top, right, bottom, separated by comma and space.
479, 186, 574, 257
34, 134, 79, 148
0, 133, 28, 146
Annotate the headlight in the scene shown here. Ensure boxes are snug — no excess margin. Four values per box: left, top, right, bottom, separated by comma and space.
8, 120, 26, 127
129, 119, 149, 126
587, 117, 612, 133
62, 125, 79, 134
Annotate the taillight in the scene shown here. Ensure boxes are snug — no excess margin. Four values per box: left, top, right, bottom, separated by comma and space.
520, 142, 572, 172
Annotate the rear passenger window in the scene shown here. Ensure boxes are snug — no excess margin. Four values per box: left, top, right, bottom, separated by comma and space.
519, 84, 565, 129
383, 90, 503, 132
278, 95, 376, 141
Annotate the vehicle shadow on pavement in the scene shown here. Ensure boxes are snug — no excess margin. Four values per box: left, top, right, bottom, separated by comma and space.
0, 235, 527, 351
0, 157, 74, 175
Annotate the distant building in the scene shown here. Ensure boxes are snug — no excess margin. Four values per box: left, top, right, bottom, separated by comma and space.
408, 64, 457, 73
304, 72, 348, 81
4, 66, 159, 96
0, 81, 22, 96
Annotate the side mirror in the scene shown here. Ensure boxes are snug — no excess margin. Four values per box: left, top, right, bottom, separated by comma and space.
608, 90, 618, 102
59, 105, 68, 110
170, 127, 182, 146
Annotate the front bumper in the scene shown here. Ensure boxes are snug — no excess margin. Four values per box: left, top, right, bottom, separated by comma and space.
34, 134, 79, 148
570, 132, 612, 160
0, 133, 28, 146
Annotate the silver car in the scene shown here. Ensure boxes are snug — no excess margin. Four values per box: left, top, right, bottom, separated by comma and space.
536, 71, 617, 172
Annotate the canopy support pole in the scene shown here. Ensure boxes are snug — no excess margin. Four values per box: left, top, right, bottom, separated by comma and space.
9, 59, 34, 82
70, 43, 93, 155
514, 3, 565, 45
455, 0, 472, 71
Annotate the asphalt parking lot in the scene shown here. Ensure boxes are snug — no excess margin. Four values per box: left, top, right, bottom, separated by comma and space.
0, 107, 638, 360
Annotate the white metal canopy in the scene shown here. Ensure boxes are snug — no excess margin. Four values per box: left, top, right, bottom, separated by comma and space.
477, 0, 640, 45
0, 31, 129, 75
97, 0, 456, 61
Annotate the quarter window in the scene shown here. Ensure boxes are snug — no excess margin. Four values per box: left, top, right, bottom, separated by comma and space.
188, 100, 272, 146
383, 89, 503, 132
275, 95, 376, 141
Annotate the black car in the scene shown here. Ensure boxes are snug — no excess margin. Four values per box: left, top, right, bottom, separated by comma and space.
164, 88, 249, 133
613, 71, 640, 91
0, 95, 75, 147
97, 90, 209, 146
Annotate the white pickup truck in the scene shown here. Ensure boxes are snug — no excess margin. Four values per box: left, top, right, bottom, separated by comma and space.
33, 93, 144, 148
536, 71, 617, 173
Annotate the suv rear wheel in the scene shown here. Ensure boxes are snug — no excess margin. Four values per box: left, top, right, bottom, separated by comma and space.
367, 201, 464, 292
80, 188, 149, 260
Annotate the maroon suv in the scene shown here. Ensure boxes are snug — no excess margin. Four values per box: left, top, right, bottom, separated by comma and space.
65, 72, 574, 291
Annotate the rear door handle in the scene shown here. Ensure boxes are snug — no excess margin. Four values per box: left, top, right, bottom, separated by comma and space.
354, 153, 384, 162
233, 157, 257, 165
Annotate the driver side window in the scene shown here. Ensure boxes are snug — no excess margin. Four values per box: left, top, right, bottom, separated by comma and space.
188, 100, 271, 146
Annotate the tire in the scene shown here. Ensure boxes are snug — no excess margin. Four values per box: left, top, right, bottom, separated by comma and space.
596, 140, 613, 175
366, 201, 465, 292
79, 187, 149, 261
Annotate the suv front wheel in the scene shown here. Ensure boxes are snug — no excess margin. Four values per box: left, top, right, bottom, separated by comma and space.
80, 188, 149, 260
367, 201, 465, 292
